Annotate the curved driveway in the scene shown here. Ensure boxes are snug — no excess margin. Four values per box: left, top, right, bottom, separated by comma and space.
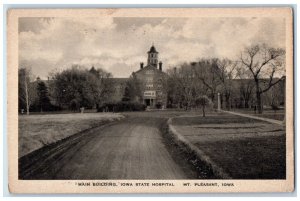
19, 113, 191, 180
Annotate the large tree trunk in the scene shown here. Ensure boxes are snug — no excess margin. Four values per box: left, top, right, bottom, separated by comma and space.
255, 92, 262, 114
202, 105, 206, 117
225, 94, 231, 110
211, 92, 215, 103
256, 92, 263, 114
254, 79, 263, 114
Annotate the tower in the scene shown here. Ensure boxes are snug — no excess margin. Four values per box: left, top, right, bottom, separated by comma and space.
147, 44, 159, 67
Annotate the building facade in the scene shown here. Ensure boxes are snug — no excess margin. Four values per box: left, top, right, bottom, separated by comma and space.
133, 45, 167, 108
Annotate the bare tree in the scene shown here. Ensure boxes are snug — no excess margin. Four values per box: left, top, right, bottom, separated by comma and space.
215, 59, 238, 110
165, 68, 182, 108
240, 44, 285, 113
89, 66, 114, 107
262, 78, 285, 111
192, 59, 222, 104
236, 65, 255, 108
18, 68, 36, 114
168, 64, 200, 110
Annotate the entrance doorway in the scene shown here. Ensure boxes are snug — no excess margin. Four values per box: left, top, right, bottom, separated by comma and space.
145, 99, 151, 106
144, 99, 155, 106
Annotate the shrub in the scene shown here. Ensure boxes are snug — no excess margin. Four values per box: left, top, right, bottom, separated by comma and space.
29, 101, 62, 112
195, 95, 213, 117
48, 104, 62, 111
70, 99, 80, 112
271, 104, 280, 112
155, 102, 162, 109
97, 101, 146, 112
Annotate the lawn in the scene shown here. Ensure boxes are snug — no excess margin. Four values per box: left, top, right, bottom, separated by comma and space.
19, 113, 124, 158
231, 108, 285, 121
171, 113, 286, 179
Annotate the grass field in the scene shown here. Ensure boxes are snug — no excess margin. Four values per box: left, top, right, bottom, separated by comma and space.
19, 113, 124, 158
172, 113, 286, 179
231, 108, 285, 121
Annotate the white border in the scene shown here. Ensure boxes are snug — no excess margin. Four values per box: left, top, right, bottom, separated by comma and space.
1, 0, 299, 200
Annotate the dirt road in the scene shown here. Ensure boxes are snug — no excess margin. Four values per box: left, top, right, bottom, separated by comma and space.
19, 112, 196, 179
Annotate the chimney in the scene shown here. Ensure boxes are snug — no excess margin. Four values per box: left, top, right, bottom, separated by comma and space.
159, 61, 162, 71
140, 62, 144, 69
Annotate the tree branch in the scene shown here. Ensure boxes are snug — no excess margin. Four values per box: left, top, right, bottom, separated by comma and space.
261, 76, 284, 93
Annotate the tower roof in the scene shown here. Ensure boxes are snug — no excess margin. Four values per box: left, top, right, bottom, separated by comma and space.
148, 45, 158, 53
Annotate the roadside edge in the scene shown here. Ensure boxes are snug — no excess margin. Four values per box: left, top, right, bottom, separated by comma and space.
167, 117, 231, 179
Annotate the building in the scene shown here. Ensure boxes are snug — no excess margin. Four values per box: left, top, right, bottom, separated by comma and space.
25, 44, 285, 111
133, 45, 167, 108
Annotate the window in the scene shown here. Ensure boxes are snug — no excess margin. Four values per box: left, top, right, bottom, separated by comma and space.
146, 77, 153, 82
146, 84, 153, 89
146, 70, 154, 75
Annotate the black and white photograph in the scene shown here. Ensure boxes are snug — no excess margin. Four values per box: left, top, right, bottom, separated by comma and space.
7, 8, 294, 193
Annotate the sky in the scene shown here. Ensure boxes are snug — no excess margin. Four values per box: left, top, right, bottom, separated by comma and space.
19, 17, 286, 78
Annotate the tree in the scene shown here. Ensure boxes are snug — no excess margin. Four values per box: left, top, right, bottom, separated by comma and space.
240, 44, 285, 113
238, 79, 255, 108
167, 60, 221, 110
262, 78, 285, 111
236, 66, 255, 108
88, 66, 113, 107
168, 64, 201, 110
192, 59, 222, 104
51, 65, 113, 109
18, 68, 37, 114
122, 85, 131, 102
165, 68, 183, 108
195, 96, 212, 117
36, 81, 51, 112
215, 59, 238, 110
122, 73, 143, 102
70, 99, 80, 112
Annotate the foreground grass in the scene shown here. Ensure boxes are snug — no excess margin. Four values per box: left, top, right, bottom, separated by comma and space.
172, 113, 286, 179
19, 113, 124, 157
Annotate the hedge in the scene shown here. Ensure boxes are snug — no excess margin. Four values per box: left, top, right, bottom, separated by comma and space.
97, 101, 146, 112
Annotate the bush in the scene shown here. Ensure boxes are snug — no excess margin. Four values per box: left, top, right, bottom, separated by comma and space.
47, 104, 62, 111
97, 101, 146, 112
69, 99, 80, 112
29, 101, 62, 112
155, 102, 162, 109
195, 95, 213, 117
271, 104, 280, 111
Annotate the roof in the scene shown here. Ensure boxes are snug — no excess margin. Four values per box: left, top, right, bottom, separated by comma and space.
107, 78, 129, 84
134, 64, 166, 75
147, 45, 158, 53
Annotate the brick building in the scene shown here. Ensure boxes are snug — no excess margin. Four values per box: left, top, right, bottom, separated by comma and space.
133, 45, 167, 107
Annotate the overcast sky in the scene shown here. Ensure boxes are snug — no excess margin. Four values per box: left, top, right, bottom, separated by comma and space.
19, 17, 285, 78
